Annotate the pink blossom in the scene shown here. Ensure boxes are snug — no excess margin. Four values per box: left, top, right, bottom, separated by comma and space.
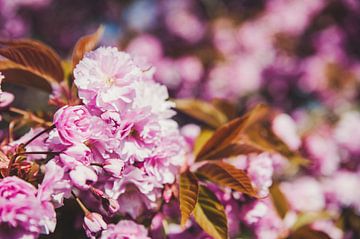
0, 176, 56, 238
334, 111, 360, 155
54, 105, 93, 145
59, 143, 92, 169
247, 153, 274, 197
164, 9, 205, 43
180, 124, 201, 150
280, 177, 325, 212
37, 160, 71, 207
83, 212, 107, 238
0, 92, 14, 109
154, 58, 181, 90
103, 159, 125, 178
243, 198, 287, 239
132, 80, 175, 119
323, 170, 360, 213
116, 189, 155, 219
241, 201, 268, 225
69, 165, 98, 189
74, 47, 140, 111
272, 113, 301, 150
175, 56, 204, 84
312, 220, 343, 239
0, 72, 15, 108
127, 34, 163, 64
304, 128, 341, 176
0, 176, 37, 200
100, 220, 150, 239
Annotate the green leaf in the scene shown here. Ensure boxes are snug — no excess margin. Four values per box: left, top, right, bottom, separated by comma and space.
193, 185, 228, 239
0, 39, 63, 92
196, 161, 257, 197
175, 99, 228, 129
72, 26, 104, 68
179, 171, 199, 225
269, 183, 290, 218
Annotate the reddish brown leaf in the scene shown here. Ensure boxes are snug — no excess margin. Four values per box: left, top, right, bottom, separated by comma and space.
0, 39, 63, 92
175, 98, 228, 129
196, 161, 257, 197
195, 104, 267, 161
72, 26, 104, 67
179, 171, 199, 225
287, 225, 331, 239
195, 104, 306, 164
211, 98, 237, 120
193, 185, 228, 239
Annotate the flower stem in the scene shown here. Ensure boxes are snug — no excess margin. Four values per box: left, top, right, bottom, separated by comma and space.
23, 124, 55, 148
72, 191, 90, 215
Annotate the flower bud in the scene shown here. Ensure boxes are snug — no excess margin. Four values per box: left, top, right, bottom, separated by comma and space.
69, 165, 97, 189
102, 197, 120, 214
83, 212, 107, 238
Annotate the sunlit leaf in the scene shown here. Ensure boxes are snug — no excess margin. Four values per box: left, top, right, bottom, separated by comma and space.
196, 104, 306, 164
193, 128, 214, 156
179, 171, 199, 226
287, 225, 331, 239
193, 185, 228, 239
72, 25, 104, 67
196, 161, 257, 197
175, 98, 228, 129
291, 211, 332, 231
269, 183, 290, 218
0, 39, 63, 92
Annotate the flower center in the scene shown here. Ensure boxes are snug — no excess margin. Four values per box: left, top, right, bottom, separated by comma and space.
105, 76, 114, 86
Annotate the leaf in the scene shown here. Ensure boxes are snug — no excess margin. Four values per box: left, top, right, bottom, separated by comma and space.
269, 183, 290, 218
195, 104, 267, 161
196, 161, 257, 197
287, 225, 331, 239
179, 171, 199, 226
193, 128, 214, 156
72, 26, 104, 67
193, 185, 228, 239
196, 104, 306, 164
175, 99, 228, 129
291, 211, 332, 231
0, 39, 63, 92
211, 98, 237, 120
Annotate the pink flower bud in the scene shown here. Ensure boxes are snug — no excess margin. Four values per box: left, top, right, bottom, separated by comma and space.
103, 159, 124, 178
69, 165, 97, 189
83, 212, 107, 238
0, 92, 15, 109
103, 197, 120, 214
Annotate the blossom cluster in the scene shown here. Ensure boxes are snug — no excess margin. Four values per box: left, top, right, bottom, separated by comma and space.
0, 46, 185, 238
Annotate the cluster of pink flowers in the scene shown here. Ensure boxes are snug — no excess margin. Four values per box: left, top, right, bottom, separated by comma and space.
0, 46, 185, 238
0, 161, 69, 239
48, 47, 184, 236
